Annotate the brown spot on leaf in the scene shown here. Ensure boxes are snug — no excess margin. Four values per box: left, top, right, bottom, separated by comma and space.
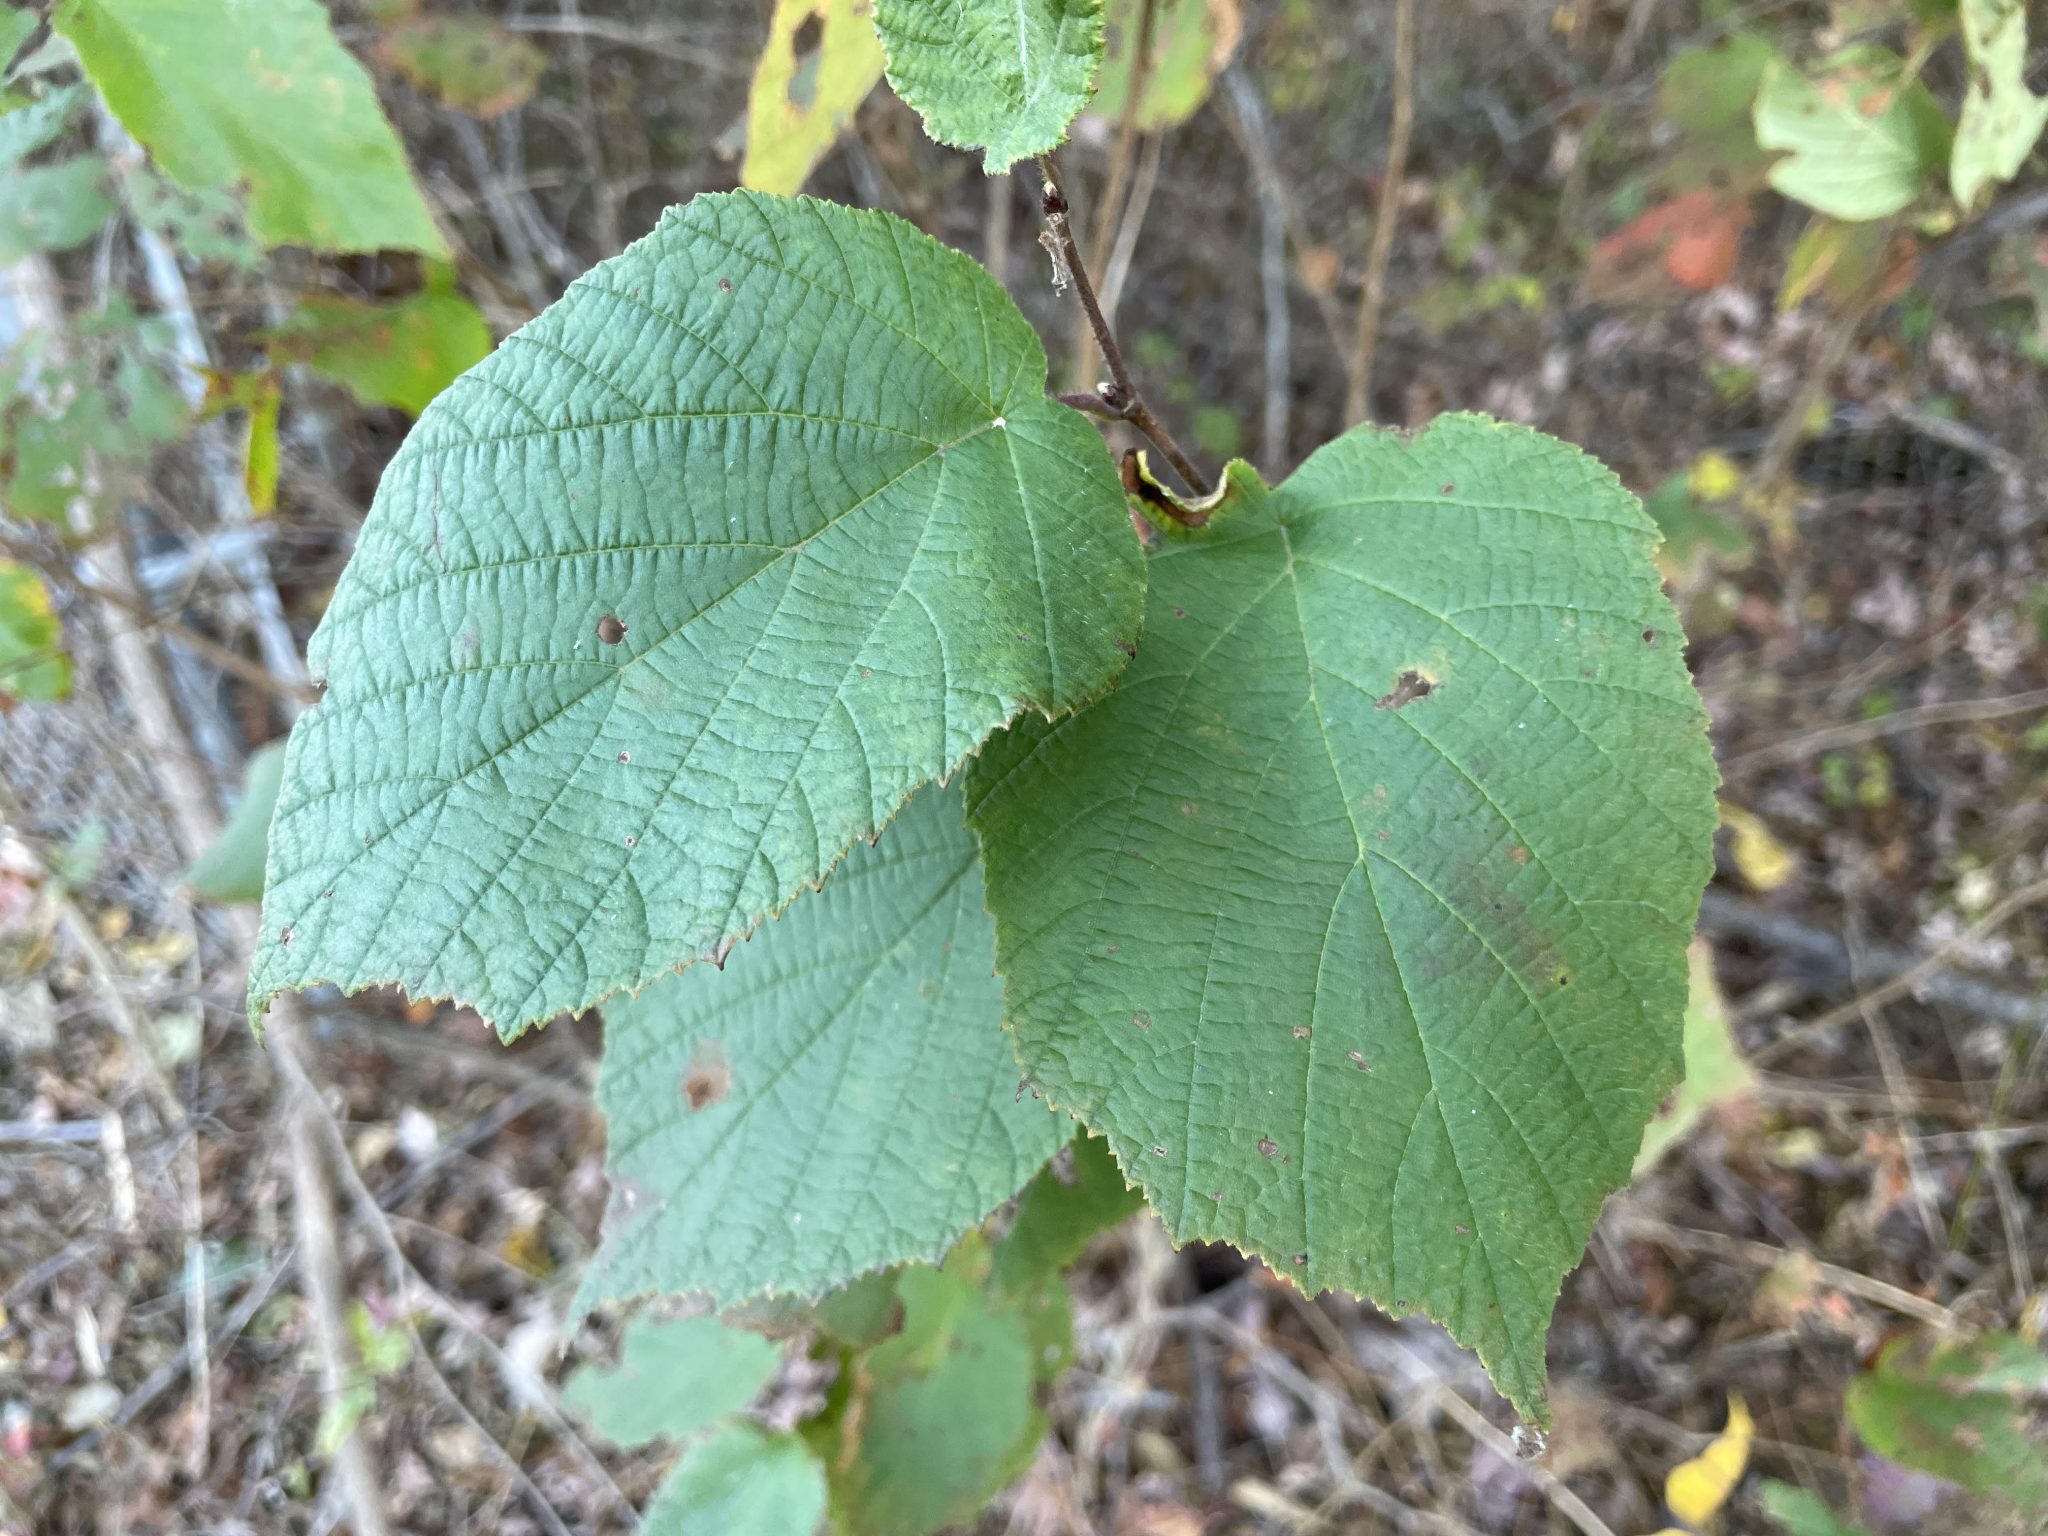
1455, 1223, 1469, 1235
1375, 669, 1434, 711
1293, 1252, 1309, 1266
1132, 1009, 1151, 1030
1257, 1137, 1280, 1158
278, 925, 295, 946
1642, 628, 1658, 645
681, 1041, 731, 1111
1440, 482, 1455, 495
1152, 1145, 1167, 1158
616, 750, 631, 764
1509, 845, 1529, 866
1292, 1025, 1311, 1040
596, 614, 627, 645
1347, 1051, 1373, 1072
717, 277, 733, 293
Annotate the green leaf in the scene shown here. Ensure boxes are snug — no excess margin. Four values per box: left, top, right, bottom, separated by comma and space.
812, 1270, 903, 1349
808, 1236, 1059, 1535
0, 11, 34, 67
54, 0, 446, 255
560, 1313, 783, 1449
1846, 1330, 2048, 1503
742, 0, 886, 196
1634, 940, 1754, 1173
120, 161, 261, 271
187, 742, 287, 903
965, 415, 1718, 1422
0, 82, 87, 167
574, 784, 1066, 1315
1656, 33, 1779, 188
0, 560, 71, 704
1, 300, 191, 527
641, 1423, 828, 1536
1951, 0, 2048, 207
1753, 47, 1953, 222
871, 0, 1105, 171
377, 16, 546, 119
273, 283, 492, 416
1091, 0, 1240, 132
990, 1132, 1142, 1298
0, 158, 114, 261
1759, 1481, 1870, 1536
248, 190, 1141, 1037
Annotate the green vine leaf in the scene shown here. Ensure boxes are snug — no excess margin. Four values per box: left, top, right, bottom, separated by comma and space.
0, 560, 72, 705
248, 190, 1140, 1037
54, 0, 446, 255
965, 415, 1718, 1421
871, 0, 1105, 171
574, 784, 1066, 1315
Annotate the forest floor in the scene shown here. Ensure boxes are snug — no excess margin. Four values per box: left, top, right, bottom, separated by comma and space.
4, 2, 2047, 1533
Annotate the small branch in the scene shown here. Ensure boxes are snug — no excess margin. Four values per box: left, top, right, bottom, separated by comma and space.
1071, 0, 1159, 388
1344, 0, 1415, 425
1037, 157, 1211, 496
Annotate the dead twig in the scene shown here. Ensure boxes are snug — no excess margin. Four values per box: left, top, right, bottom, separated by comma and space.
1344, 0, 1415, 425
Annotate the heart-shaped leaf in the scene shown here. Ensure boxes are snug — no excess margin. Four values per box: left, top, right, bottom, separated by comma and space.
966, 415, 1717, 1420
250, 191, 1141, 1035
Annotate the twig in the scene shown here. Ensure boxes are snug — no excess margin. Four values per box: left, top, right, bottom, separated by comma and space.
0, 534, 316, 705
1219, 70, 1292, 468
1698, 889, 2048, 1031
304, 1094, 633, 1529
1071, 0, 1159, 389
984, 171, 1013, 288
1723, 685, 2048, 769
1613, 1216, 1955, 1330
1344, 0, 1415, 425
1752, 877, 2048, 1067
1425, 1380, 1618, 1536
1037, 157, 1211, 496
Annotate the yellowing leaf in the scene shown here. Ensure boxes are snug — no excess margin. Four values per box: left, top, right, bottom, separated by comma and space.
742, 0, 885, 196
243, 372, 281, 515
1686, 450, 1743, 503
1665, 1395, 1753, 1527
1093, 0, 1242, 131
1722, 803, 1796, 891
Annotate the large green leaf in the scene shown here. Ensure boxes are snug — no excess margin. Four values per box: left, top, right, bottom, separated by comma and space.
248, 191, 1140, 1037
574, 784, 1066, 1314
871, 0, 1104, 171
559, 1313, 783, 1449
742, 0, 885, 196
965, 415, 1718, 1421
53, 0, 445, 255
641, 1424, 828, 1536
1951, 0, 2048, 207
1753, 47, 1952, 222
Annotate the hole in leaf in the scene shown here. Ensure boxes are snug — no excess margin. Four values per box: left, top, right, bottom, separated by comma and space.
596, 614, 627, 645
1375, 669, 1434, 711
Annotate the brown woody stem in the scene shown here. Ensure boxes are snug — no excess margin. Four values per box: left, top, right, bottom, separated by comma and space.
1037, 155, 1212, 497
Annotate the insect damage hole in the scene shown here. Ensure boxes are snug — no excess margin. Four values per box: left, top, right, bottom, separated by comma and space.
1375, 669, 1435, 711
596, 614, 628, 645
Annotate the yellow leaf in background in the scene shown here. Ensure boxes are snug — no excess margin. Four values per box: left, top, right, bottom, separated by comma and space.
1665, 1396, 1753, 1528
1721, 802, 1796, 891
1686, 450, 1743, 503
742, 0, 886, 197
